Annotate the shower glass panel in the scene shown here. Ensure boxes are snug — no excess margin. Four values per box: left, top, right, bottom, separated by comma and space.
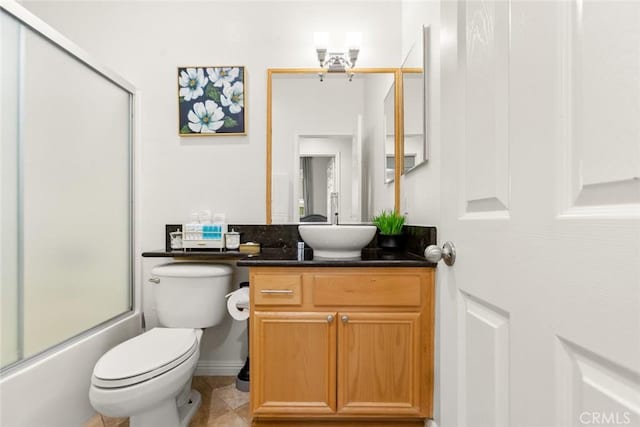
0, 9, 133, 368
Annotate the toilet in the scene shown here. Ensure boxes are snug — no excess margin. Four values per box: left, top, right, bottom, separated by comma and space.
89, 263, 232, 427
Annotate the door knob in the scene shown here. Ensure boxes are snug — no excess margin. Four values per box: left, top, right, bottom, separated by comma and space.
424, 241, 456, 266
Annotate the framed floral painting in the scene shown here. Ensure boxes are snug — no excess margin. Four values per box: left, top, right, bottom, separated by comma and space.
178, 66, 246, 136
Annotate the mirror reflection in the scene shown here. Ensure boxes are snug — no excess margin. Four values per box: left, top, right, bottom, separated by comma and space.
270, 72, 396, 223
401, 26, 428, 174
299, 156, 332, 222
384, 84, 395, 183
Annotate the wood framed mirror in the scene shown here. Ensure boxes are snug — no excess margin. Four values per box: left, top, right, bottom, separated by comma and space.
266, 68, 402, 224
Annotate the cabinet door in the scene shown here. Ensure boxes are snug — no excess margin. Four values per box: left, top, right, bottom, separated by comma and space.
252, 311, 337, 415
337, 312, 421, 415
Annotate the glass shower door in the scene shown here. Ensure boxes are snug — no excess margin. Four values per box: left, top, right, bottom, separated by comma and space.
0, 8, 134, 368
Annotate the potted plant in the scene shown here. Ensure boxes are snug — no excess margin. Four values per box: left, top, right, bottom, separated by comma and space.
372, 210, 406, 251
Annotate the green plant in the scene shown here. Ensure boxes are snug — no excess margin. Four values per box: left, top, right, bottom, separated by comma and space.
371, 210, 405, 235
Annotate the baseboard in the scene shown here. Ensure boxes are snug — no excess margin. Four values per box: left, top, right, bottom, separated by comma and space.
195, 360, 244, 376
253, 421, 424, 426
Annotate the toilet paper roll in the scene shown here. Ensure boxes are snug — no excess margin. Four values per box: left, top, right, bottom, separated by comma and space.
226, 287, 250, 321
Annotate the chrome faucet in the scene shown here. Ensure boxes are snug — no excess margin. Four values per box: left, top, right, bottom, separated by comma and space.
330, 192, 339, 225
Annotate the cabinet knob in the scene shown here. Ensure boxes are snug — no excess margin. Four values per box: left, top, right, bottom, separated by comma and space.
327, 315, 334, 323
341, 315, 349, 323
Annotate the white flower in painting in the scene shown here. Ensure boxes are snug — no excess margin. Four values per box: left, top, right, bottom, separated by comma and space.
220, 81, 244, 114
206, 67, 240, 87
179, 68, 208, 101
188, 100, 225, 133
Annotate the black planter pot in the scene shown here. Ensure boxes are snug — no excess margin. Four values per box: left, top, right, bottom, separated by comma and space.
378, 233, 405, 251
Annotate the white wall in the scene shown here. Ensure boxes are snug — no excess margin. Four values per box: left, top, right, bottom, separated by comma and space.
400, 0, 441, 226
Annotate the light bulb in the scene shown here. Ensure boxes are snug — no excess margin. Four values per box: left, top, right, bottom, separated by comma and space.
346, 32, 362, 50
314, 32, 329, 50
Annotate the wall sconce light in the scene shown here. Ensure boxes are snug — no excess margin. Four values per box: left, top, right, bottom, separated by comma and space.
314, 32, 361, 81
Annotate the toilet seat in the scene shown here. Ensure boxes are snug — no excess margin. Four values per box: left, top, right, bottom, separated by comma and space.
92, 328, 198, 389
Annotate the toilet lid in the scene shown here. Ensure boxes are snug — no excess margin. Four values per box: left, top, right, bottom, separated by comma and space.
151, 263, 233, 278
92, 328, 198, 388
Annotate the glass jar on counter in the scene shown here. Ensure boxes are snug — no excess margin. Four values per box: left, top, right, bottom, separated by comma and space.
225, 230, 240, 250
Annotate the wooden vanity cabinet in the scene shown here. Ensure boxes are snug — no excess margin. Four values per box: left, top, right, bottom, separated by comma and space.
249, 267, 435, 426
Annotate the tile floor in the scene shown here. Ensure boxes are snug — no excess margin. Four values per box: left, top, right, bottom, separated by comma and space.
84, 376, 250, 427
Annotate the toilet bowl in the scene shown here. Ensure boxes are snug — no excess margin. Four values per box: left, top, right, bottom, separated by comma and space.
90, 328, 202, 426
89, 263, 233, 427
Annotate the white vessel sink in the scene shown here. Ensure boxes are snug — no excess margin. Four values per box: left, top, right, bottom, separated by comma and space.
298, 225, 377, 260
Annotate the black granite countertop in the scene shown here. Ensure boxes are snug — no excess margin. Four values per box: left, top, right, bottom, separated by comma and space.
142, 249, 248, 259
236, 248, 435, 267
141, 248, 435, 267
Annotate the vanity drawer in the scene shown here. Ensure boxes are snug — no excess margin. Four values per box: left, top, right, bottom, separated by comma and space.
253, 274, 302, 306
313, 274, 422, 307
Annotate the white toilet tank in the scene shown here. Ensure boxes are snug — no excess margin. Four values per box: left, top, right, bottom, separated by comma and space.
150, 263, 233, 328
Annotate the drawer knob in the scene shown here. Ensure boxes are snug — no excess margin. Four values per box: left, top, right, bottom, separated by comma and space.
327, 315, 334, 323
341, 315, 349, 323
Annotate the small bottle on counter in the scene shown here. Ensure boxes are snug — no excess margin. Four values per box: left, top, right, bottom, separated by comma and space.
297, 241, 305, 261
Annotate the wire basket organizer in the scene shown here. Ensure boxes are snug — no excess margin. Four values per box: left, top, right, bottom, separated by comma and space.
182, 223, 227, 249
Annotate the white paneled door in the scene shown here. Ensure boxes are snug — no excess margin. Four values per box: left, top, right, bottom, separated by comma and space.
438, 1, 640, 427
